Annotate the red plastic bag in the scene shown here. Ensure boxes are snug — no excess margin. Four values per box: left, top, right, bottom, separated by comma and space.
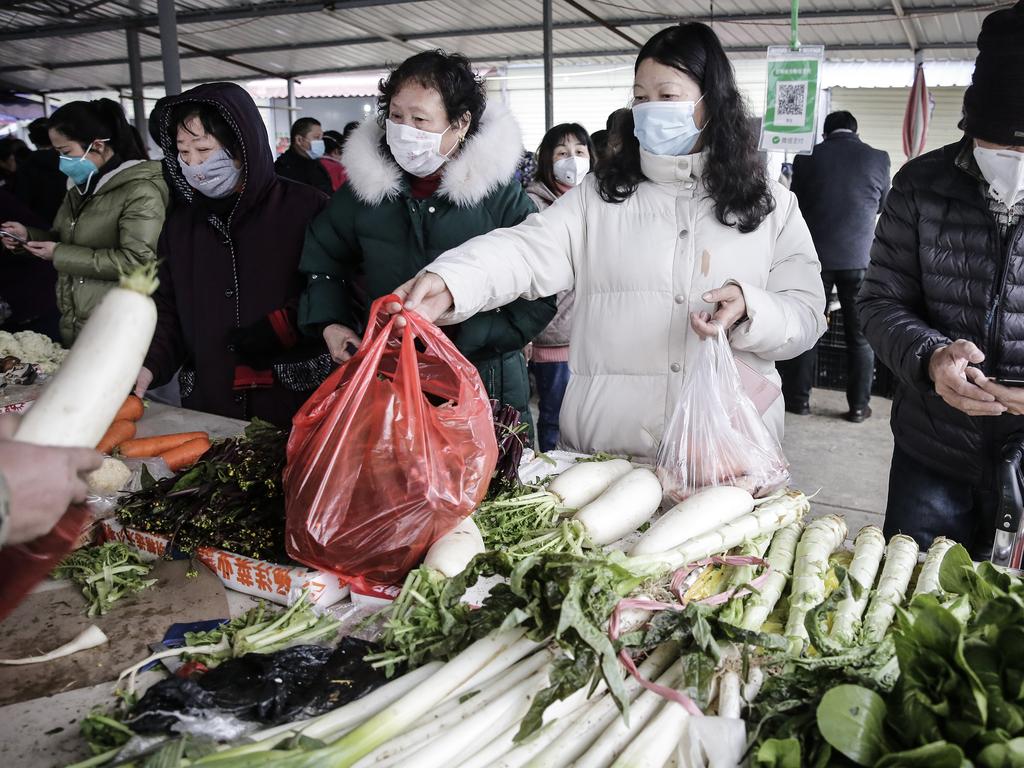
284, 295, 498, 591
656, 326, 789, 502
0, 504, 90, 622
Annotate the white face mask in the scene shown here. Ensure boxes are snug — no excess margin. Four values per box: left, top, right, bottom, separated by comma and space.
385, 119, 457, 177
553, 155, 590, 187
974, 145, 1024, 208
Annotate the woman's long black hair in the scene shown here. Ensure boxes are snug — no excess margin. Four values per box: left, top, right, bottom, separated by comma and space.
597, 23, 775, 233
49, 99, 147, 161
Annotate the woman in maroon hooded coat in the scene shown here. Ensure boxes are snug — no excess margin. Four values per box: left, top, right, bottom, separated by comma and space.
135, 82, 330, 428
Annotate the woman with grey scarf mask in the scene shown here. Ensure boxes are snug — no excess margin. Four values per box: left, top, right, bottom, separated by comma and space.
136, 82, 330, 428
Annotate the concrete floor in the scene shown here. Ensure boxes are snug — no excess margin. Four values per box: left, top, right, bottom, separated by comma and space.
782, 388, 893, 537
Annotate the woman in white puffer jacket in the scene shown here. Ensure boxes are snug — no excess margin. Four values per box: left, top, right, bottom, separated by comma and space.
391, 23, 827, 460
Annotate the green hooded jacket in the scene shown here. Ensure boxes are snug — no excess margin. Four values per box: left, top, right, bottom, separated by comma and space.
298, 103, 555, 421
28, 159, 168, 344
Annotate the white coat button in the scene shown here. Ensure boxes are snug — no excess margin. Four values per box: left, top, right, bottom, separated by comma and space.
670, 362, 681, 373
678, 229, 688, 238
674, 294, 685, 304
428, 206, 436, 213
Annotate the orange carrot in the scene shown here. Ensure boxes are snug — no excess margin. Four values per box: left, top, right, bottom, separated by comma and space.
118, 431, 208, 458
160, 437, 211, 472
114, 394, 145, 422
96, 419, 137, 453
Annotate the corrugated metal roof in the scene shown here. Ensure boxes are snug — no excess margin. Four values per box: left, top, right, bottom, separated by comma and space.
0, 0, 1002, 95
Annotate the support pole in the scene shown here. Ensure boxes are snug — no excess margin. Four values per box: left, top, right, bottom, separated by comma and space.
543, 0, 554, 130
157, 0, 182, 96
126, 26, 147, 139
287, 77, 297, 118
790, 0, 799, 49
42, 93, 51, 116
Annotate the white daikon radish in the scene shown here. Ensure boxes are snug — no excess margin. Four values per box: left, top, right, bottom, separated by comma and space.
0, 625, 107, 664
784, 515, 848, 651
573, 467, 663, 546
716, 671, 742, 719
830, 525, 886, 645
609, 693, 692, 768
682, 717, 747, 768
912, 536, 956, 597
628, 492, 808, 577
423, 516, 485, 577
630, 486, 754, 555
547, 458, 633, 509
15, 267, 159, 448
861, 534, 919, 643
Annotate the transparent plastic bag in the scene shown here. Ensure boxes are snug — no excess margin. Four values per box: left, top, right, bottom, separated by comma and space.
656, 326, 789, 502
284, 295, 498, 592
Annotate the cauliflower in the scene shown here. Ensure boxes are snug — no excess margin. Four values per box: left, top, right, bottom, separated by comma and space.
86, 457, 133, 496
0, 331, 68, 375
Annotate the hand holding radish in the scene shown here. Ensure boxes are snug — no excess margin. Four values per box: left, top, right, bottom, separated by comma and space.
0, 436, 101, 545
690, 284, 747, 339
928, 340, 1005, 416
323, 323, 362, 364
389, 272, 455, 328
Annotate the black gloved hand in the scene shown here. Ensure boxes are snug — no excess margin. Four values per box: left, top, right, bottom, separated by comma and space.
228, 316, 282, 370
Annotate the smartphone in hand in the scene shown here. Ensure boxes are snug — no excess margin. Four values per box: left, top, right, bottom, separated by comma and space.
0, 229, 28, 246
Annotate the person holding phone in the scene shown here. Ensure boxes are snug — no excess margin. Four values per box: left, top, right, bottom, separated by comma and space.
1, 99, 167, 345
858, 0, 1024, 558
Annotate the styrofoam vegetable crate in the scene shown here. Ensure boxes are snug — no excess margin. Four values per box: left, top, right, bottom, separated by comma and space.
99, 518, 349, 607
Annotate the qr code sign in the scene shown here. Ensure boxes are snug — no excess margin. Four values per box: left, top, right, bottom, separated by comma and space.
775, 82, 807, 126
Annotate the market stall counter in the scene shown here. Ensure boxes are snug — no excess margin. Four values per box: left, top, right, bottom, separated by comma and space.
0, 403, 328, 768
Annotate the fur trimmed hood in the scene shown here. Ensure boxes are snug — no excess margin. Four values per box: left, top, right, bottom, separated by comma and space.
342, 101, 525, 208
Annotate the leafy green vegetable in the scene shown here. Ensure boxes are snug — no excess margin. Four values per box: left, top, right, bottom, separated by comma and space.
117, 420, 288, 561
816, 685, 891, 765
801, 547, 1024, 767
53, 542, 156, 616
184, 589, 340, 665
755, 738, 803, 768
874, 742, 965, 767
365, 566, 473, 675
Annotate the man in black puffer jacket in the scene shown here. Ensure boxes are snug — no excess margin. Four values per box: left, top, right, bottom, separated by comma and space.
859, 0, 1024, 558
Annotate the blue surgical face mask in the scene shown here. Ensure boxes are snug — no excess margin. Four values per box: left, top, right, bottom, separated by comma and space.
307, 138, 325, 160
632, 98, 706, 156
59, 139, 108, 186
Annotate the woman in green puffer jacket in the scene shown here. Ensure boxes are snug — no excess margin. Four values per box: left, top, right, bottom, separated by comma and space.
1, 99, 168, 345
298, 51, 556, 432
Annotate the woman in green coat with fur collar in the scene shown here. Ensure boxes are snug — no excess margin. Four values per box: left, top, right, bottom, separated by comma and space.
298, 50, 556, 429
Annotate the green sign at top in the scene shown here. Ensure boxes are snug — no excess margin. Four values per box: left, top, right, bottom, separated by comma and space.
759, 45, 825, 154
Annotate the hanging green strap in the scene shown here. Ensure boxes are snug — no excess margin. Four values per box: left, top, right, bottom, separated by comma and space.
790, 0, 800, 50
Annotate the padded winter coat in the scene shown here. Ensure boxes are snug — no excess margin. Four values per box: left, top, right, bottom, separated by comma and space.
298, 103, 556, 420
28, 160, 167, 345
859, 139, 1024, 482
525, 180, 574, 349
426, 149, 827, 459
145, 82, 329, 428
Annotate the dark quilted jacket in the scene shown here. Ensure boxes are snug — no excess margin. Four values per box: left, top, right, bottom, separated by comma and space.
858, 138, 1024, 482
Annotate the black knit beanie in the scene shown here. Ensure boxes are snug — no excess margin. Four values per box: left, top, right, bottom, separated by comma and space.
961, 0, 1024, 145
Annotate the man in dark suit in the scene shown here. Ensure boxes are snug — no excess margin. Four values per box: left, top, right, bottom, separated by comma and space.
780, 110, 891, 422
